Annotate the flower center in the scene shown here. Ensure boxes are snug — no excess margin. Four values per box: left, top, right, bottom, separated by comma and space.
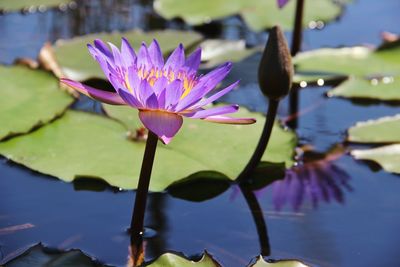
125, 66, 197, 98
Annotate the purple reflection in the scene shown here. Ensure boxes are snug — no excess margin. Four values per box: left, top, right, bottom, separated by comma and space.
271, 159, 352, 212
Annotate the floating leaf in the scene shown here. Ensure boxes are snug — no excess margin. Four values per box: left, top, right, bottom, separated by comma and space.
103, 104, 297, 169
348, 114, 400, 143
348, 115, 400, 174
154, 0, 344, 31
50, 30, 203, 81
294, 45, 400, 100
3, 243, 107, 267
250, 256, 309, 267
0, 0, 73, 12
0, 65, 73, 141
294, 46, 400, 77
147, 252, 221, 267
351, 144, 400, 174
199, 40, 261, 69
327, 75, 400, 100
0, 107, 296, 191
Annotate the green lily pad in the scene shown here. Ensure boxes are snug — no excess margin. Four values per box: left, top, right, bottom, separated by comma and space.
250, 256, 309, 267
0, 0, 73, 12
103, 104, 296, 168
154, 0, 344, 32
147, 252, 221, 267
327, 75, 400, 101
294, 45, 400, 100
348, 114, 400, 143
199, 40, 261, 69
3, 244, 107, 267
294, 46, 400, 77
0, 65, 73, 141
351, 144, 400, 174
52, 30, 203, 81
0, 106, 296, 191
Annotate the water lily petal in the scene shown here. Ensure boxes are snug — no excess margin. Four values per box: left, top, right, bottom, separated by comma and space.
88, 45, 114, 80
165, 44, 185, 70
184, 104, 239, 119
117, 88, 143, 108
185, 47, 201, 73
164, 80, 183, 109
277, 0, 290, 8
202, 115, 256, 124
157, 89, 166, 110
126, 67, 141, 98
174, 81, 213, 112
137, 79, 153, 104
196, 62, 232, 93
94, 39, 113, 60
108, 42, 124, 70
193, 81, 239, 109
177, 62, 233, 111
139, 110, 183, 144
121, 37, 136, 67
152, 76, 168, 96
146, 93, 159, 110
137, 42, 152, 69
60, 78, 125, 105
148, 39, 164, 68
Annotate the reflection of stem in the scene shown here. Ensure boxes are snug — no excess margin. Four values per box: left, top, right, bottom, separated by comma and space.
129, 233, 144, 267
130, 131, 158, 233
240, 185, 270, 256
237, 99, 279, 183
288, 84, 300, 129
288, 0, 304, 129
291, 0, 305, 56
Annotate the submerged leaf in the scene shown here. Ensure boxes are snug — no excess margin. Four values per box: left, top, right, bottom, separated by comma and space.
3, 243, 107, 267
0, 106, 296, 191
154, 0, 345, 31
0, 65, 73, 141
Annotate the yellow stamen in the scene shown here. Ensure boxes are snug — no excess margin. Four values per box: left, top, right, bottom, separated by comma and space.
127, 66, 197, 98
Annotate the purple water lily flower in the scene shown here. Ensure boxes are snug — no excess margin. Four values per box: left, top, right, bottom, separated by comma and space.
277, 0, 290, 8
61, 39, 256, 144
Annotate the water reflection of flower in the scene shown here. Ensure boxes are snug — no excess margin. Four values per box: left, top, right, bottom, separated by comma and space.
270, 146, 353, 211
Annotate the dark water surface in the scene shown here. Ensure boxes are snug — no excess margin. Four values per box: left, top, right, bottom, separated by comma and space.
1, 0, 400, 266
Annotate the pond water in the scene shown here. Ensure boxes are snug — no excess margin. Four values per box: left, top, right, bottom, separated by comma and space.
1, 0, 400, 266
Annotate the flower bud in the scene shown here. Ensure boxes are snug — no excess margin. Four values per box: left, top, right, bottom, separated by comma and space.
258, 25, 293, 101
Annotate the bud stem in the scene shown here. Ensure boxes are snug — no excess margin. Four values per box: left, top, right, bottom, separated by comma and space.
291, 0, 305, 56
237, 99, 279, 183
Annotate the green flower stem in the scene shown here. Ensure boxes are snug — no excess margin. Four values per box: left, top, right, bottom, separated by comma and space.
237, 99, 279, 183
130, 130, 158, 234
240, 185, 270, 255
291, 0, 305, 56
